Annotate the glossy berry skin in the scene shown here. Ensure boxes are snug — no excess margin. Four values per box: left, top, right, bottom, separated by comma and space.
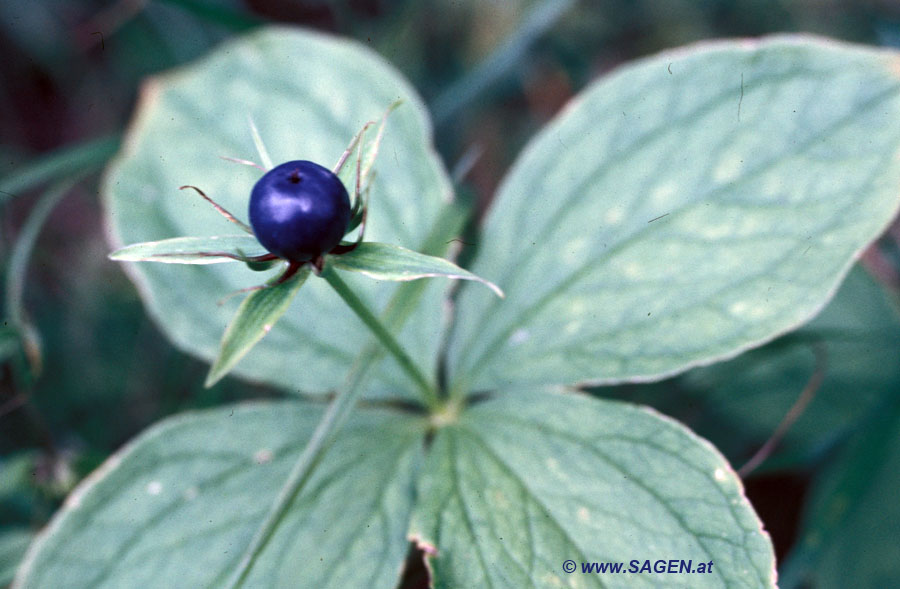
249, 160, 351, 263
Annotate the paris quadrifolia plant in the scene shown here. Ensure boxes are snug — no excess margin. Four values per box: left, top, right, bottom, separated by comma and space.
108, 101, 502, 393
15, 26, 900, 589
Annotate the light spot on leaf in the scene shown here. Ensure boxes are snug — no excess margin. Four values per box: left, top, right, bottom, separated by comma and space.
563, 236, 589, 264
146, 481, 163, 496
577, 506, 590, 522
622, 261, 643, 279
714, 468, 728, 483
492, 489, 510, 510
762, 174, 783, 198
538, 573, 567, 588
567, 297, 588, 317
697, 220, 735, 240
650, 181, 678, 207
603, 205, 625, 225
509, 329, 529, 345
254, 449, 274, 464
728, 300, 770, 320
713, 152, 744, 183
183, 486, 199, 500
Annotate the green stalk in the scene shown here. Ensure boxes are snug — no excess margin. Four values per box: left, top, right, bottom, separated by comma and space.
5, 176, 84, 378
222, 357, 370, 589
224, 204, 469, 587
223, 269, 438, 588
321, 267, 439, 410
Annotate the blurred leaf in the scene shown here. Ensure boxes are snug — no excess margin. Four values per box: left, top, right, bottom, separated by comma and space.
0, 326, 19, 363
6, 177, 79, 325
14, 401, 425, 588
109, 235, 266, 264
157, 0, 260, 31
0, 0, 71, 69
411, 389, 775, 588
328, 242, 503, 297
103, 27, 456, 399
5, 177, 82, 377
0, 136, 119, 204
0, 452, 39, 522
206, 268, 310, 387
779, 391, 900, 588
674, 266, 900, 464
430, 0, 577, 125
449, 36, 900, 395
0, 527, 33, 586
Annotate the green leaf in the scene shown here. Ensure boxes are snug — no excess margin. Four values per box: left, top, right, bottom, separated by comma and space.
448, 36, 900, 394
14, 401, 425, 588
410, 389, 775, 588
206, 268, 310, 387
675, 265, 900, 464
0, 326, 20, 363
0, 528, 33, 586
335, 100, 398, 207
0, 134, 119, 204
328, 242, 503, 297
109, 235, 267, 264
779, 392, 900, 588
103, 26, 455, 399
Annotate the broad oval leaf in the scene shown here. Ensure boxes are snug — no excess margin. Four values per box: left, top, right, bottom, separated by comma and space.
109, 235, 266, 264
448, 36, 900, 394
410, 389, 776, 588
104, 26, 454, 398
14, 401, 425, 588
328, 242, 503, 297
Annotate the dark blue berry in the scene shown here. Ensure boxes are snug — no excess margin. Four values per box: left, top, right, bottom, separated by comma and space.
248, 160, 351, 263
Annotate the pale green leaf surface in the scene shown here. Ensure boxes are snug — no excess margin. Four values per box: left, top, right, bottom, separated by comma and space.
14, 401, 425, 589
109, 235, 266, 264
0, 528, 33, 586
411, 389, 775, 589
328, 242, 503, 297
449, 36, 900, 394
104, 26, 454, 399
206, 268, 310, 387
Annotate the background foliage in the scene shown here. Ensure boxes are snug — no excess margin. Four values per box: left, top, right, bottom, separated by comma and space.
2, 1, 900, 587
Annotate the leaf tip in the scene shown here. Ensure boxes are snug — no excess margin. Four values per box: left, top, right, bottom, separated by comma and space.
485, 279, 505, 299
203, 370, 221, 389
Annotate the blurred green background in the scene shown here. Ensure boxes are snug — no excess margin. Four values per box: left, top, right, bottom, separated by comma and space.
2, 1, 900, 587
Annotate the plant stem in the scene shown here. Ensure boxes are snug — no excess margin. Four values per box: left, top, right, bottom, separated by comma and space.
224, 205, 468, 587
430, 0, 576, 127
321, 266, 439, 410
6, 176, 85, 375
222, 352, 374, 589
